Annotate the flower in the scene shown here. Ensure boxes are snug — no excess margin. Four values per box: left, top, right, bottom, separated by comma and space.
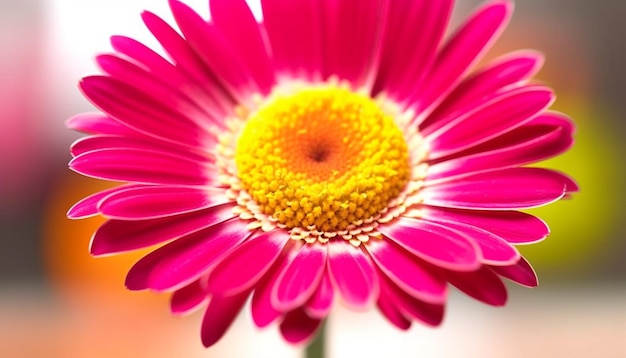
67, 0, 577, 348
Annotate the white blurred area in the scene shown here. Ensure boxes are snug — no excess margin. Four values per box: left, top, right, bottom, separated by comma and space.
42, 0, 207, 146
2, 285, 626, 357
1, 0, 626, 357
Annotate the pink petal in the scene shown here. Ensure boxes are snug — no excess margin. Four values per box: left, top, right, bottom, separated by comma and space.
208, 229, 289, 296
251, 253, 290, 328
378, 217, 480, 271
366, 239, 447, 304
439, 221, 520, 265
140, 11, 234, 115
379, 274, 444, 327
422, 167, 568, 210
69, 135, 212, 162
111, 34, 228, 123
200, 289, 251, 348
69, 148, 215, 186
427, 112, 575, 181
272, 243, 327, 311
170, 278, 209, 315
67, 184, 142, 219
423, 50, 544, 132
261, 0, 323, 80
90, 203, 235, 256
426, 86, 554, 159
490, 257, 538, 287
279, 309, 322, 345
327, 241, 378, 310
412, 0, 513, 115
320, 0, 389, 89
533, 110, 577, 132
555, 170, 579, 194
420, 206, 549, 244
79, 76, 204, 148
96, 54, 220, 130
210, 0, 275, 94
169, 0, 256, 102
305, 271, 334, 319
110, 35, 179, 81
447, 266, 508, 306
125, 218, 251, 291
66, 113, 136, 136
376, 280, 412, 330
98, 185, 229, 220
373, 0, 453, 101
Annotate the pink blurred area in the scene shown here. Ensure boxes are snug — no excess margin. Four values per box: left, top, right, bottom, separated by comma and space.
1, 0, 626, 357
0, 2, 47, 206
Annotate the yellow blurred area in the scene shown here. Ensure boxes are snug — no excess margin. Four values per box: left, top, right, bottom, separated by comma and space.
473, 5, 625, 277
521, 100, 624, 277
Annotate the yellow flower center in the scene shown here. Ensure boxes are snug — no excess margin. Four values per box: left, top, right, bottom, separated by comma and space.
235, 87, 410, 232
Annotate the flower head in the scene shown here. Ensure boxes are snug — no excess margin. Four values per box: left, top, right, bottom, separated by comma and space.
67, 0, 577, 348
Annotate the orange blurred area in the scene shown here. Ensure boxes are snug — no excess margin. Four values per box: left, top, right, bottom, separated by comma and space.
26, 172, 303, 357
42, 173, 164, 308
34, 172, 176, 357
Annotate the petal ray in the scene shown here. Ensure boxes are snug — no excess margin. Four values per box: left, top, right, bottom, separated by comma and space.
210, 0, 275, 94
279, 309, 322, 345
319, 0, 388, 88
80, 75, 204, 147
67, 184, 142, 219
490, 257, 538, 287
446, 266, 508, 306
422, 167, 568, 210
419, 206, 549, 244
170, 279, 209, 315
125, 218, 251, 291
70, 134, 212, 161
69, 148, 214, 186
98, 186, 229, 220
96, 53, 220, 130
440, 221, 520, 265
169, 0, 256, 102
66, 113, 137, 136
201, 289, 251, 348
140, 11, 234, 114
90, 203, 236, 256
412, 0, 513, 115
272, 243, 327, 312
422, 50, 544, 132
376, 282, 412, 330
378, 217, 480, 271
251, 254, 290, 328
373, 0, 453, 101
305, 271, 334, 319
261, 0, 323, 80
379, 274, 445, 327
426, 86, 554, 159
367, 239, 447, 303
327, 241, 378, 310
427, 112, 575, 181
208, 229, 289, 296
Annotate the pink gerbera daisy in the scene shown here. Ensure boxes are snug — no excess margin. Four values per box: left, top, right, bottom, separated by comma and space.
67, 0, 577, 348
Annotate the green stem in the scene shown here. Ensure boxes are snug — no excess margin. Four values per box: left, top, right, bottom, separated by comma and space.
305, 320, 326, 358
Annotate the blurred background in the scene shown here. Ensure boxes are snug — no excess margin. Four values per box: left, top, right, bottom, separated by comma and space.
1, 0, 625, 357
